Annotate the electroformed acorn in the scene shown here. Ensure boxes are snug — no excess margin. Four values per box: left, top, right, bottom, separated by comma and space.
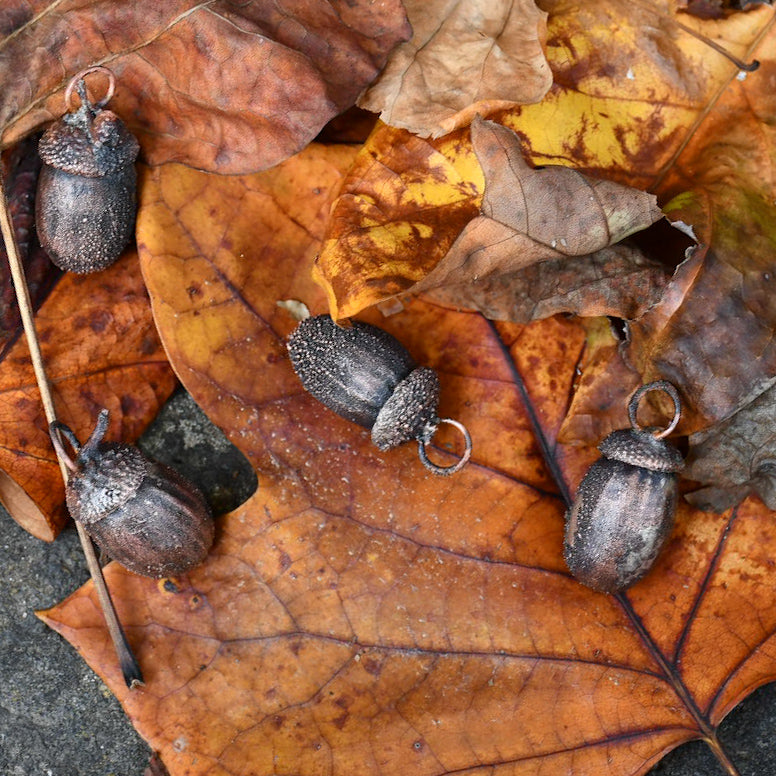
36, 66, 140, 273
50, 410, 214, 578
564, 380, 684, 593
287, 313, 472, 476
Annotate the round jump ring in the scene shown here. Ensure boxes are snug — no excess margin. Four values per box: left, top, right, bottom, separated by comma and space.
628, 380, 682, 440
65, 66, 116, 111
417, 417, 472, 476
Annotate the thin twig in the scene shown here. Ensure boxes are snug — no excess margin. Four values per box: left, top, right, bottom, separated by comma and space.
672, 15, 759, 72
0, 170, 143, 688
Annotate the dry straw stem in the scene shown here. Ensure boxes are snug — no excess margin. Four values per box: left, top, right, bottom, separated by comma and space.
0, 173, 143, 688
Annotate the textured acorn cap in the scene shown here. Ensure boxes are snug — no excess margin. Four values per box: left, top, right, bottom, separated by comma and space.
66, 442, 148, 527
599, 428, 684, 473
372, 366, 440, 450
287, 314, 416, 429
39, 105, 139, 177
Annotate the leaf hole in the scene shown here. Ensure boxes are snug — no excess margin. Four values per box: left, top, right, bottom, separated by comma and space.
139, 388, 258, 515
627, 217, 696, 274
162, 579, 179, 594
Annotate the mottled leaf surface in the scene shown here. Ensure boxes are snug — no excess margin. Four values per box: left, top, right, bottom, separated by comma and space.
412, 118, 667, 320
314, 124, 484, 320
359, 0, 552, 138
0, 0, 409, 173
317, 0, 776, 445
40, 159, 776, 776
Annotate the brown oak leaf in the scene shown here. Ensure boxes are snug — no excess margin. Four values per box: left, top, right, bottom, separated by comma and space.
412, 117, 668, 319
0, 0, 410, 174
358, 0, 552, 137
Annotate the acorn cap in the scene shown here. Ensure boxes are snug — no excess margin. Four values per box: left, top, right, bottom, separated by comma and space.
599, 428, 684, 473
39, 102, 139, 177
66, 442, 148, 527
372, 367, 440, 450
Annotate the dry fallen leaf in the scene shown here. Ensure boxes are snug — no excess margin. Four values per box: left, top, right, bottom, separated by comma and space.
317, 0, 776, 447
313, 123, 484, 321
482, 2, 776, 440
315, 116, 669, 323
0, 0, 410, 173
0, 134, 61, 350
425, 243, 670, 323
0, 248, 176, 541
359, 0, 552, 138
412, 117, 668, 319
683, 380, 776, 512
557, 318, 643, 445
38, 158, 776, 776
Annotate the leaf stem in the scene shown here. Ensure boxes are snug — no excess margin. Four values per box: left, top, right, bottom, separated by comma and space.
706, 736, 742, 776
0, 170, 143, 689
631, 0, 760, 72
671, 15, 759, 72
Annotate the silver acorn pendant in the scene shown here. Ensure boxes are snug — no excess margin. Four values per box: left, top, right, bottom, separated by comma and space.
564, 380, 684, 593
36, 66, 140, 274
287, 314, 472, 476
50, 410, 214, 579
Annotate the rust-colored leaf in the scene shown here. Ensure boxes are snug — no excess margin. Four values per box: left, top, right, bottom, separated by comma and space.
0, 0, 409, 174
358, 0, 552, 138
558, 317, 643, 445
0, 248, 176, 540
40, 160, 776, 776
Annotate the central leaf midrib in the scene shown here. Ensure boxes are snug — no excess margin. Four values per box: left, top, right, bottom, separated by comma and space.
489, 315, 740, 774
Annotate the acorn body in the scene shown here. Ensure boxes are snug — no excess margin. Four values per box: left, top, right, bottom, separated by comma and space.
564, 427, 684, 593
36, 72, 139, 273
52, 412, 214, 578
287, 313, 472, 475
287, 314, 440, 450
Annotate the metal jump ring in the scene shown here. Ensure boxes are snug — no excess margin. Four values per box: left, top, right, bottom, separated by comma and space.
628, 380, 682, 440
417, 417, 472, 476
65, 66, 116, 111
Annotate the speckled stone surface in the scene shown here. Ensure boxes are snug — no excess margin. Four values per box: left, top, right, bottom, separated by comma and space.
0, 390, 774, 775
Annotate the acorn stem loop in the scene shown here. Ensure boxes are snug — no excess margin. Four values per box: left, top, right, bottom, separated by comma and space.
64, 66, 116, 111
49, 421, 82, 473
627, 380, 682, 440
418, 417, 473, 476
